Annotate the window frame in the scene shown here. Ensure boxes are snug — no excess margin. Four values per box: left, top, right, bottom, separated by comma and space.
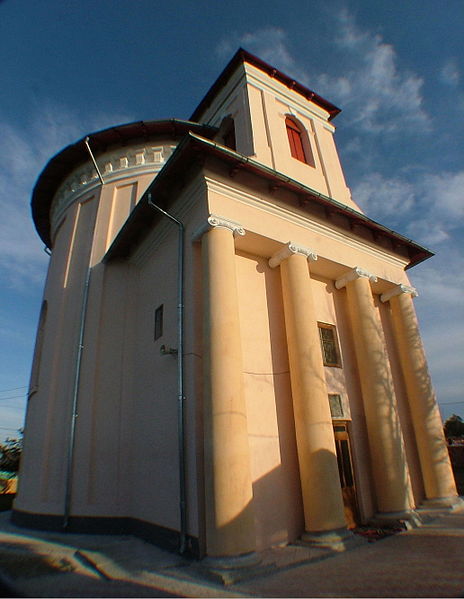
318, 322, 342, 367
285, 116, 315, 167
154, 304, 164, 341
328, 393, 345, 419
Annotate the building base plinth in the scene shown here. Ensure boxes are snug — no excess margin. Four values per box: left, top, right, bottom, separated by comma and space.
299, 527, 363, 551
418, 496, 464, 512
370, 509, 422, 530
197, 552, 272, 585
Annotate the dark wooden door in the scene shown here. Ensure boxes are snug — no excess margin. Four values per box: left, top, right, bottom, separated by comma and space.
333, 423, 359, 529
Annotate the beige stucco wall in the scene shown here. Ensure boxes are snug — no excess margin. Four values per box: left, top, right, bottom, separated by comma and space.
235, 251, 304, 549
18, 51, 443, 549
17, 141, 182, 520
199, 61, 361, 212
18, 191, 100, 514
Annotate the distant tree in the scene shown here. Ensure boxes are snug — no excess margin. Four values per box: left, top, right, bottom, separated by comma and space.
0, 430, 23, 474
444, 415, 464, 439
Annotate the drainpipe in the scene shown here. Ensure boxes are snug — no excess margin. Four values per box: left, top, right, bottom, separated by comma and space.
147, 193, 187, 555
63, 267, 91, 529
63, 138, 104, 529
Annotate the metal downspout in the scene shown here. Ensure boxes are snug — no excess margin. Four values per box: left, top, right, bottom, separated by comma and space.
63, 267, 91, 529
147, 193, 187, 555
64, 138, 104, 529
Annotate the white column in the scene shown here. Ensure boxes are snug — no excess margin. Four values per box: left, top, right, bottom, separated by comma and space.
381, 284, 460, 507
336, 268, 414, 516
201, 215, 257, 559
270, 243, 348, 544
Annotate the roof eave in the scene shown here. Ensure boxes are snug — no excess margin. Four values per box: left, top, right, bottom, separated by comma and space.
190, 48, 341, 123
31, 119, 218, 248
104, 133, 433, 270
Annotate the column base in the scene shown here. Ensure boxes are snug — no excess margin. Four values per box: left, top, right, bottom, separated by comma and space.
299, 527, 364, 552
370, 509, 422, 530
418, 495, 464, 512
197, 552, 273, 585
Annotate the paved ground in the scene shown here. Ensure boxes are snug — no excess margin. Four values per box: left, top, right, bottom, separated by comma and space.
0, 507, 464, 597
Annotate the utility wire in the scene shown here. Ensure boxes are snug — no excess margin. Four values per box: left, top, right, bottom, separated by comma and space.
0, 386, 27, 394
0, 394, 28, 401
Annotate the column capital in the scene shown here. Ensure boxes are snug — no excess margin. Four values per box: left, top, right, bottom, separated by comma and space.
380, 284, 418, 303
335, 267, 377, 290
193, 214, 245, 240
269, 242, 317, 269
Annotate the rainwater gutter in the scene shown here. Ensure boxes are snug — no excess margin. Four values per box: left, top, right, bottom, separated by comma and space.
63, 138, 105, 529
147, 193, 187, 555
63, 267, 91, 529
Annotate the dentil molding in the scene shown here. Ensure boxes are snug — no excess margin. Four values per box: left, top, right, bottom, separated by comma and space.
50, 143, 176, 231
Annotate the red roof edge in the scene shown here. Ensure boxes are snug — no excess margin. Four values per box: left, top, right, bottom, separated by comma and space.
190, 48, 341, 123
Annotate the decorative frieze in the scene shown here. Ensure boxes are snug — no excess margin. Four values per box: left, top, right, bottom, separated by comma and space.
380, 284, 418, 303
268, 241, 317, 268
50, 144, 175, 234
335, 266, 377, 290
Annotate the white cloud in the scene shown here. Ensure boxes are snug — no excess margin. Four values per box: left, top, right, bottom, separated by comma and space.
217, 27, 309, 85
218, 12, 431, 136
313, 10, 430, 134
440, 59, 460, 87
352, 170, 464, 246
0, 103, 133, 290
352, 173, 415, 219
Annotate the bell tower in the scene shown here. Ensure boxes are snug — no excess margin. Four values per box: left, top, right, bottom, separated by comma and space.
191, 48, 362, 212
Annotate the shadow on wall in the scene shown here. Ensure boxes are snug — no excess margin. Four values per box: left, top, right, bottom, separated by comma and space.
208, 448, 352, 556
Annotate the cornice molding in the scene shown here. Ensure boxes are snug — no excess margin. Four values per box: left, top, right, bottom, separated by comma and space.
192, 214, 246, 240
50, 144, 176, 232
245, 64, 332, 127
380, 284, 418, 303
204, 178, 409, 270
335, 267, 378, 290
269, 241, 317, 268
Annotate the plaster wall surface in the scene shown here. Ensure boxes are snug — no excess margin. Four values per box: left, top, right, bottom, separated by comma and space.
205, 174, 412, 289
17, 143, 178, 520
17, 192, 99, 515
235, 251, 303, 549
17, 50, 452, 555
200, 61, 359, 212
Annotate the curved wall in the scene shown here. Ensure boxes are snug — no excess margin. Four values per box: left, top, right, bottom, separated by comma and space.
16, 138, 179, 522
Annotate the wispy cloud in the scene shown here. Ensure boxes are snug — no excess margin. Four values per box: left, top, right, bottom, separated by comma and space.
352, 170, 464, 246
216, 27, 309, 84
0, 103, 133, 290
313, 10, 430, 134
218, 12, 431, 136
440, 59, 460, 87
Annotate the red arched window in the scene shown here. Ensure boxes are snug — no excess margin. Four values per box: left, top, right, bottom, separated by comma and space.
285, 116, 314, 166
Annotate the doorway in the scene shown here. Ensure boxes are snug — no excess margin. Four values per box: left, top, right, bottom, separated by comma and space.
333, 422, 359, 528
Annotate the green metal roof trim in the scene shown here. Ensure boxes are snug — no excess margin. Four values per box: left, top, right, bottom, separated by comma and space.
31, 119, 218, 248
104, 132, 433, 270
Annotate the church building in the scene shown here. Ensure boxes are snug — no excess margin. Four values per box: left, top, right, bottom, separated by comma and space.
14, 49, 460, 564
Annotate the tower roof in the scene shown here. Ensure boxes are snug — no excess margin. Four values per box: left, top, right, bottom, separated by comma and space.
190, 48, 341, 123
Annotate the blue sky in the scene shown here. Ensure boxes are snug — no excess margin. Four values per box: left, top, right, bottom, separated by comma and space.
0, 0, 463, 441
